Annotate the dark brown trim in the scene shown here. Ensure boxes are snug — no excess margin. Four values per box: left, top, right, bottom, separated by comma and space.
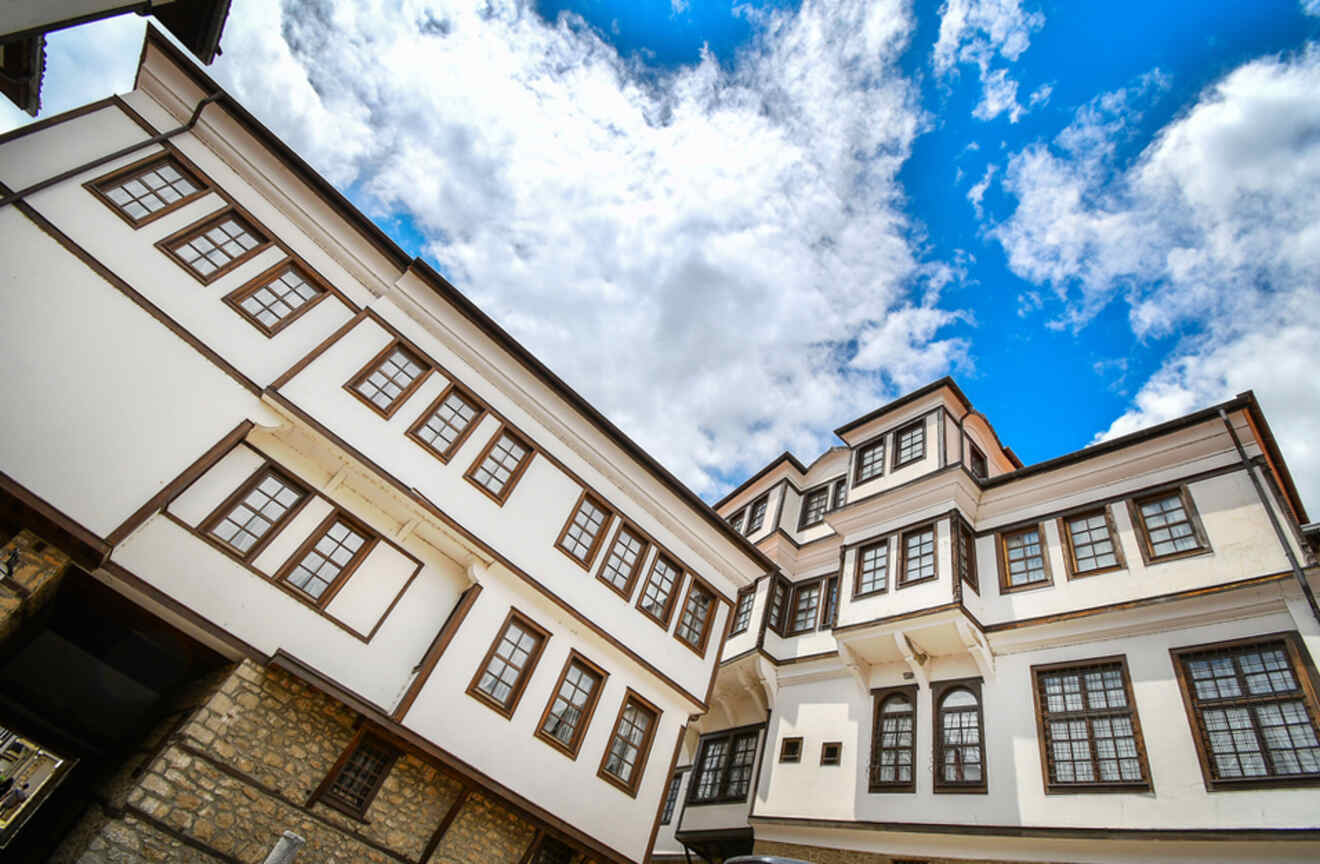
645, 725, 688, 863
313, 728, 399, 819
831, 601, 961, 636
835, 377, 971, 436
869, 684, 918, 793
465, 607, 552, 720
196, 461, 312, 565
636, 552, 686, 630
1127, 485, 1212, 566
777, 736, 803, 764
891, 417, 927, 470
796, 483, 831, 531
1057, 505, 1127, 580
995, 521, 1054, 595
404, 382, 487, 463
0, 469, 110, 569
597, 688, 662, 798
853, 536, 891, 600
393, 583, 483, 721
270, 310, 368, 389
685, 725, 763, 806
953, 514, 978, 595
343, 338, 434, 420
153, 206, 274, 285
420, 786, 471, 864
896, 523, 939, 589
464, 423, 536, 507
105, 419, 254, 546
221, 257, 333, 338
931, 677, 987, 794
555, 489, 615, 572
0, 97, 119, 146
853, 432, 887, 485
533, 649, 610, 759
83, 150, 210, 228
595, 520, 651, 602
820, 740, 842, 766
673, 575, 719, 658
785, 577, 825, 636
729, 584, 757, 636
269, 507, 378, 612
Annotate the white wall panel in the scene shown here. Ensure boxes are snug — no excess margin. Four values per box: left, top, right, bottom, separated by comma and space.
325, 540, 417, 636
167, 444, 264, 527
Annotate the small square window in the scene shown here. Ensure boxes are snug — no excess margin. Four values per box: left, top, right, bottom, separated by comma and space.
1061, 508, 1125, 578
597, 524, 649, 599
202, 466, 306, 561
89, 154, 207, 226
348, 341, 430, 418
556, 492, 613, 569
407, 385, 485, 462
278, 513, 375, 606
820, 741, 842, 766
998, 524, 1052, 592
727, 509, 745, 532
778, 737, 803, 763
157, 209, 268, 283
893, 420, 926, 468
855, 438, 885, 484
225, 260, 327, 336
319, 732, 397, 818
466, 426, 535, 504
1129, 488, 1209, 563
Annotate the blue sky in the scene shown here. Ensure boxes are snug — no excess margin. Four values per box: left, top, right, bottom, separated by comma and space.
4, 0, 1318, 510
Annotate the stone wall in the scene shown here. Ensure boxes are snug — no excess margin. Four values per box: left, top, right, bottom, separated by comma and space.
0, 529, 71, 646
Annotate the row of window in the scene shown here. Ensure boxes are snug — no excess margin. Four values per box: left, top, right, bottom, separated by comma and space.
854, 417, 927, 486
466, 608, 663, 797
726, 493, 769, 537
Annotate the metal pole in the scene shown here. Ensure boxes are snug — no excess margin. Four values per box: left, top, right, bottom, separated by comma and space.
262, 830, 305, 864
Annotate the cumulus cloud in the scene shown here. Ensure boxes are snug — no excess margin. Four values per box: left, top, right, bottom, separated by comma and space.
1304, 0, 1320, 16
994, 47, 1320, 514
933, 0, 1044, 122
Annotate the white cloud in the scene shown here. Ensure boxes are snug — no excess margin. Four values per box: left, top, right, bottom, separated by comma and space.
933, 0, 1044, 122
995, 47, 1320, 514
1304, 0, 1320, 16
966, 163, 997, 216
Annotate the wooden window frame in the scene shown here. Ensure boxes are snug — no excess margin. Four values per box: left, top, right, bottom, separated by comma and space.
636, 552, 685, 629
820, 741, 842, 766
1127, 486, 1211, 565
222, 258, 330, 338
855, 435, 886, 484
729, 585, 756, 635
595, 522, 650, 601
954, 516, 978, 594
1170, 631, 1320, 791
819, 575, 840, 630
464, 424, 536, 506
555, 490, 615, 571
869, 684, 918, 793
272, 509, 378, 611
764, 574, 791, 637
673, 576, 718, 657
1058, 506, 1126, 580
727, 509, 746, 533
198, 464, 311, 564
465, 608, 551, 720
687, 727, 761, 805
932, 678, 987, 794
797, 484, 831, 531
312, 728, 398, 821
892, 419, 927, 470
853, 537, 890, 599
405, 382, 487, 463
86, 151, 209, 228
155, 207, 273, 285
1030, 655, 1152, 794
786, 578, 823, 636
660, 770, 685, 825
777, 736, 803, 764
344, 339, 433, 420
996, 522, 1054, 594
534, 650, 609, 760
597, 688, 662, 797
968, 442, 988, 480
897, 524, 938, 589
745, 494, 769, 535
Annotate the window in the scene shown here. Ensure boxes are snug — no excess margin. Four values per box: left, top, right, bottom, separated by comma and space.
225, 260, 327, 336
798, 486, 829, 530
778, 737, 802, 763
466, 426, 534, 504
745, 495, 769, 534
933, 680, 986, 792
660, 771, 684, 824
598, 690, 660, 796
407, 385, 485, 462
831, 478, 847, 511
202, 467, 306, 560
320, 732, 397, 818
674, 579, 716, 655
893, 420, 926, 468
348, 341, 430, 418
870, 686, 917, 792
637, 553, 683, 627
998, 524, 1051, 592
854, 539, 890, 597
765, 576, 790, 636
1032, 657, 1150, 792
535, 651, 607, 758
277, 513, 375, 606
690, 729, 759, 803
1060, 508, 1125, 578
730, 586, 756, 635
89, 154, 206, 226
899, 526, 936, 587
820, 575, 840, 629
158, 209, 267, 283
1171, 634, 1320, 789
855, 438, 885, 484
467, 610, 549, 718
597, 524, 649, 600
820, 741, 842, 766
787, 580, 821, 635
556, 492, 613, 570
954, 517, 978, 593
727, 509, 745, 532
1129, 488, 1208, 563
968, 443, 988, 480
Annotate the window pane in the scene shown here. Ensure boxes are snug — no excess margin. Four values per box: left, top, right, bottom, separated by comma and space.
731, 589, 755, 634
856, 440, 885, 483
1068, 511, 1118, 573
414, 389, 480, 456
857, 541, 888, 594
237, 263, 324, 330
540, 661, 599, 747
599, 527, 646, 594
477, 618, 543, 707
326, 736, 393, 813
746, 497, 768, 533
1139, 493, 1201, 557
902, 528, 935, 584
355, 346, 426, 412
789, 583, 820, 633
471, 432, 530, 498
209, 470, 303, 556
675, 583, 714, 648
603, 701, 654, 784
800, 488, 829, 528
99, 158, 202, 222
1004, 528, 1047, 586
560, 496, 610, 562
1037, 661, 1146, 788
639, 556, 681, 621
171, 213, 264, 278
895, 422, 925, 465
285, 518, 367, 601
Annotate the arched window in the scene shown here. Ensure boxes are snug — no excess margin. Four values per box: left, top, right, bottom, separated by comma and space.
869, 687, 916, 792
935, 681, 986, 792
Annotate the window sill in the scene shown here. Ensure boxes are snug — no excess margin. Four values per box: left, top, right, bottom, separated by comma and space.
998, 578, 1053, 595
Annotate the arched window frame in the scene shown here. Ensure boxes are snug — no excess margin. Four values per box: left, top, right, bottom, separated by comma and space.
869, 684, 918, 793
932, 677, 987, 793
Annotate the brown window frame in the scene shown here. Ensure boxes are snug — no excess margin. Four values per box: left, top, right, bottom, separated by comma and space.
820, 741, 842, 766
786, 578, 823, 636
555, 490, 614, 571
819, 575, 840, 630
730, 585, 756, 635
222, 258, 330, 337
1031, 655, 1152, 794
597, 688, 662, 797
465, 608, 551, 720
830, 477, 848, 511
688, 726, 761, 805
954, 516, 978, 594
635, 552, 685, 629
660, 769, 685, 825
855, 435, 886, 484
996, 522, 1054, 594
1170, 631, 1320, 791
155, 207, 272, 285
313, 729, 398, 820
673, 576, 718, 657
932, 678, 987, 794
892, 419, 926, 469
596, 522, 650, 601
272, 509, 378, 610
727, 509, 746, 533
534, 650, 609, 760
968, 442, 988, 480
897, 524, 938, 588
745, 494, 770, 534
853, 537, 890, 599
1127, 486, 1211, 565
464, 424, 536, 506
797, 485, 830, 530
764, 574, 791, 637
1058, 506, 1126, 579
405, 382, 486, 463
777, 736, 803, 764
86, 151, 209, 228
199, 464, 310, 564
869, 684, 918, 792
345, 339, 432, 420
